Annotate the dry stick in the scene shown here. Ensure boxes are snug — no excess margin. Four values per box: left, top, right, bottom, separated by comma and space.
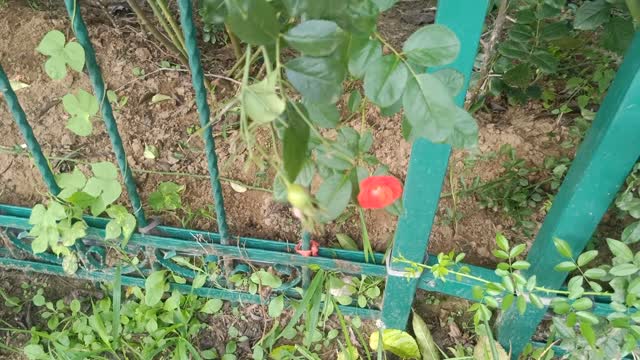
146, 0, 187, 59
225, 25, 243, 61
468, 0, 509, 106
125, 0, 188, 67
155, 0, 188, 52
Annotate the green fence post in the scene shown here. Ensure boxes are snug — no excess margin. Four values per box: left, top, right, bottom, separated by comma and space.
380, 0, 488, 329
176, 0, 231, 243
63, 0, 147, 227
0, 64, 61, 195
496, 32, 640, 355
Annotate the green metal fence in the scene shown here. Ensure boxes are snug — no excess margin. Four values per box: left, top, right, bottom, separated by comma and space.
1, 0, 639, 356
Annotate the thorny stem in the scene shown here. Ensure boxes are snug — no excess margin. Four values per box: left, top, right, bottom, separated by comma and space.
395, 257, 613, 298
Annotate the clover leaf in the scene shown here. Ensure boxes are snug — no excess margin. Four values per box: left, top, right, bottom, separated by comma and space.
36, 30, 85, 80
83, 162, 122, 216
62, 89, 99, 136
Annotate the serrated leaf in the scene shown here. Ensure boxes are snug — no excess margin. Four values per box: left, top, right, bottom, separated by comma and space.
283, 103, 310, 182
284, 20, 343, 56
316, 173, 352, 222
402, 24, 460, 67
574, 0, 610, 30
285, 56, 344, 104
503, 63, 534, 88
364, 55, 408, 107
432, 68, 464, 97
529, 50, 558, 74
369, 329, 420, 359
303, 99, 340, 128
348, 36, 382, 79
226, 0, 280, 45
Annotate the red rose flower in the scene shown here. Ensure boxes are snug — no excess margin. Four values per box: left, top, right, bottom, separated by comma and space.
357, 176, 403, 209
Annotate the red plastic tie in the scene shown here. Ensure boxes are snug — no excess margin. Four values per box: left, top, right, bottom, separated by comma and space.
295, 240, 319, 257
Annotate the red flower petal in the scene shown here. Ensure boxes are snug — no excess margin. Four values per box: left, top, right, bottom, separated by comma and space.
357, 176, 403, 209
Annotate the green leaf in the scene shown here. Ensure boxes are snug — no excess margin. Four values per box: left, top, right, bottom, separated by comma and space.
348, 36, 382, 79
621, 221, 640, 244
572, 297, 593, 311
284, 20, 344, 56
24, 344, 46, 360
498, 40, 529, 59
348, 90, 362, 112
583, 268, 606, 279
364, 55, 408, 107
496, 233, 509, 252
503, 63, 534, 88
285, 56, 344, 104
554, 261, 577, 272
64, 42, 85, 72
552, 316, 575, 338
509, 243, 527, 258
336, 233, 359, 250
576, 311, 599, 324
402, 24, 460, 67
553, 238, 573, 259
577, 250, 598, 267
530, 293, 544, 309
512, 260, 531, 270
243, 72, 286, 123
609, 263, 639, 276
628, 277, 640, 296
37, 30, 85, 80
369, 329, 420, 359
283, 103, 310, 182
601, 16, 634, 54
574, 0, 611, 30
402, 73, 466, 145
56, 168, 87, 199
303, 99, 340, 128
432, 68, 464, 97
579, 320, 596, 347
529, 50, 558, 74
268, 295, 285, 318
200, 298, 223, 314
502, 293, 515, 310
250, 270, 282, 288
372, 0, 396, 11
144, 270, 167, 306
316, 173, 352, 222
606, 238, 633, 262
412, 310, 440, 360
226, 0, 280, 45
63, 89, 99, 136
36, 30, 65, 56
83, 162, 122, 215
517, 295, 527, 314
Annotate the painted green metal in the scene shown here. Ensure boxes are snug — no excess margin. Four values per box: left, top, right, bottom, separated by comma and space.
63, 0, 147, 227
380, 0, 489, 329
0, 253, 379, 318
497, 31, 640, 356
0, 64, 60, 195
176, 0, 231, 242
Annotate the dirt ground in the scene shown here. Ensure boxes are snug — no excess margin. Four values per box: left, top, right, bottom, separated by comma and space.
0, 0, 594, 357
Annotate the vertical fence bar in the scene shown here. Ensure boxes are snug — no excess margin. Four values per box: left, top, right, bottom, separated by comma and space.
380, 0, 489, 329
176, 0, 231, 243
63, 0, 147, 227
497, 32, 640, 355
0, 64, 61, 195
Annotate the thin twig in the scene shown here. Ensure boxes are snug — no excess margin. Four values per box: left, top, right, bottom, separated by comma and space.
468, 0, 509, 106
